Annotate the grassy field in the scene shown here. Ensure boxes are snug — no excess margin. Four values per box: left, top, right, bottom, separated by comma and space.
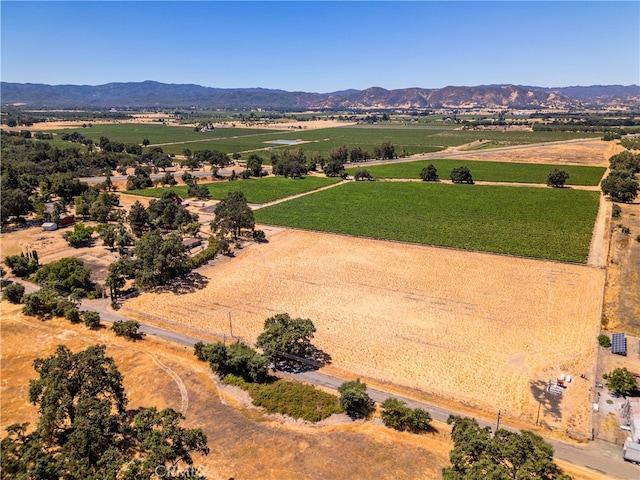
345, 159, 606, 186
45, 123, 602, 159
127, 175, 341, 203
254, 182, 600, 263
50, 124, 286, 148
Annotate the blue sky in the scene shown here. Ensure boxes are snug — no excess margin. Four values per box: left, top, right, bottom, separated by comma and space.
2, 1, 639, 91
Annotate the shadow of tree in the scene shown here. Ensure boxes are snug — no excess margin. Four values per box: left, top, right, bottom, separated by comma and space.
530, 379, 563, 423
148, 272, 209, 295
274, 346, 333, 374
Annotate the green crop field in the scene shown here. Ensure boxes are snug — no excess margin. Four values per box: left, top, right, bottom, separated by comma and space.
127, 175, 341, 204
345, 159, 606, 186
47, 123, 601, 159
254, 182, 599, 263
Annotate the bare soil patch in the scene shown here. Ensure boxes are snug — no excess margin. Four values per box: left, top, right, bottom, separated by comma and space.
124, 228, 605, 438
448, 139, 624, 167
602, 201, 640, 335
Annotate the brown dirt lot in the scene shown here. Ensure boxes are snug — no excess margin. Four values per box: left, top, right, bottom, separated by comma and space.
602, 201, 640, 335
124, 228, 605, 439
447, 139, 624, 167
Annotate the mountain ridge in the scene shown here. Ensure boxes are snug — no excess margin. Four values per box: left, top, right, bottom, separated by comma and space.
2, 81, 639, 110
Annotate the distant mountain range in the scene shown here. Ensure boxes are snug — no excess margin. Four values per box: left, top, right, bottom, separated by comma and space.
2, 81, 639, 110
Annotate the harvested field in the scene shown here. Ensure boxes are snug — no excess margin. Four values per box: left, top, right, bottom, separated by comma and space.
445, 138, 624, 167
125, 228, 605, 437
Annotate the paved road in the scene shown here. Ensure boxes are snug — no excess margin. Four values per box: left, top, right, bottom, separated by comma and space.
10, 279, 638, 478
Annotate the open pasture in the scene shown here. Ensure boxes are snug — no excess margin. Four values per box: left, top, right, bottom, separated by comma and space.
50, 123, 286, 148
254, 182, 600, 263
128, 175, 341, 204
124, 229, 605, 436
345, 159, 606, 185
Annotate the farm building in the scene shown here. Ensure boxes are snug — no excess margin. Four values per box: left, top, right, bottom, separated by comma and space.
182, 238, 202, 250
59, 215, 75, 228
622, 397, 640, 443
42, 222, 58, 231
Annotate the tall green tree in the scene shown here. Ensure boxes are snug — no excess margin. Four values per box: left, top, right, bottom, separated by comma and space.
134, 230, 189, 287
211, 191, 255, 240
603, 367, 638, 396
443, 415, 570, 480
338, 379, 372, 418
547, 169, 570, 188
1, 345, 209, 480
601, 170, 639, 203
128, 200, 149, 237
420, 164, 439, 182
256, 313, 317, 365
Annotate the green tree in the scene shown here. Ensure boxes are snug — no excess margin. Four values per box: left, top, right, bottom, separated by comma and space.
547, 169, 570, 187
111, 320, 142, 340
256, 313, 317, 365
33, 257, 94, 296
134, 230, 189, 287
96, 223, 117, 249
128, 200, 149, 237
161, 172, 177, 186
188, 183, 210, 200
597, 334, 611, 348
0, 188, 33, 222
211, 190, 255, 240
443, 415, 571, 480
338, 379, 372, 417
603, 367, 638, 396
601, 170, 639, 203
450, 166, 474, 184
89, 192, 115, 222
246, 153, 264, 177
354, 169, 373, 181
381, 397, 432, 433
3, 282, 25, 304
420, 164, 439, 182
105, 260, 126, 301
1, 345, 208, 480
5, 252, 39, 277
147, 191, 194, 230
83, 311, 101, 329
63, 223, 95, 247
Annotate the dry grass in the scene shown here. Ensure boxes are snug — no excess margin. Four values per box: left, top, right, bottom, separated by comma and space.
0, 302, 453, 479
449, 139, 624, 167
125, 228, 605, 438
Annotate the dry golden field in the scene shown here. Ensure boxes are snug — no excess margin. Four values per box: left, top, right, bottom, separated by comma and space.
0, 303, 455, 480
124, 228, 605, 438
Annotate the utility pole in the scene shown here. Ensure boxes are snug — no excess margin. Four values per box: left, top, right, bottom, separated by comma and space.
496, 409, 502, 432
228, 311, 233, 338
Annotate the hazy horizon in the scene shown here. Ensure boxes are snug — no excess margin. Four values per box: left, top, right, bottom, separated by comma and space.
2, 2, 639, 91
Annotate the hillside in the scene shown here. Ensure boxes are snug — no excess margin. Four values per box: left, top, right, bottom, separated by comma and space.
1, 81, 638, 110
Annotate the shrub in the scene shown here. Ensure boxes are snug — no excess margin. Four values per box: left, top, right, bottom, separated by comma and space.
338, 379, 372, 417
252, 230, 267, 243
111, 320, 141, 340
63, 305, 81, 323
597, 334, 611, 348
621, 226, 630, 234
83, 311, 101, 329
450, 166, 474, 184
420, 164, 438, 182
612, 204, 622, 218
5, 252, 39, 277
249, 379, 343, 422
3, 282, 25, 304
381, 397, 433, 433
